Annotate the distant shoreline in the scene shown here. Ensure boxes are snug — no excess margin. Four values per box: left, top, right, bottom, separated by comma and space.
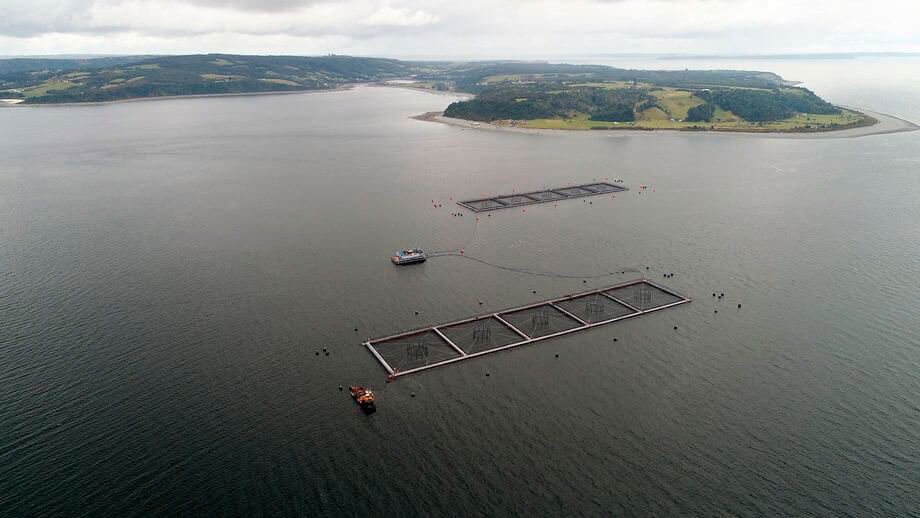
0, 84, 358, 108
411, 108, 919, 139
4, 81, 917, 140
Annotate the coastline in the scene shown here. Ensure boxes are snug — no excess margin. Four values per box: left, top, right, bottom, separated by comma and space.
3, 79, 917, 140
412, 108, 919, 139
0, 84, 358, 108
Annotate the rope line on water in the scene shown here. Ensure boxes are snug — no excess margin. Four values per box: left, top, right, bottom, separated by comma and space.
427, 214, 480, 255
425, 209, 639, 279
434, 252, 642, 279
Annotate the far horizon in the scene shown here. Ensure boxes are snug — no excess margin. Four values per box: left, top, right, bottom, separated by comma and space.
5, 51, 920, 61
3, 0, 920, 57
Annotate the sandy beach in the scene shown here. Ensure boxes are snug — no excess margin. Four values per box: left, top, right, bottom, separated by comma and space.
412, 107, 919, 139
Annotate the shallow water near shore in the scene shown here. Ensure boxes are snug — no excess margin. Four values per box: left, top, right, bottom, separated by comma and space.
1, 58, 920, 516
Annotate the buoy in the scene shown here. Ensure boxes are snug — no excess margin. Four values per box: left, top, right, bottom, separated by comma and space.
338, 386, 343, 391
712, 293, 716, 297
533, 290, 537, 294
583, 280, 587, 283
737, 304, 741, 308
315, 351, 319, 355
646, 266, 650, 270
614, 337, 618, 342
414, 311, 419, 315
322, 347, 327, 352
674, 326, 677, 330
411, 392, 415, 397
486, 372, 490, 377
555, 353, 559, 358
354, 328, 358, 332
325, 352, 329, 356
714, 310, 718, 313
479, 301, 483, 305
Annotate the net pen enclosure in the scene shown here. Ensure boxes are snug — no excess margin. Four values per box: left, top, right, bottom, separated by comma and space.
363, 279, 690, 379
457, 182, 628, 212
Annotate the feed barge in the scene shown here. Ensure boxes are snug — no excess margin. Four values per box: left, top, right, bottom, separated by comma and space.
391, 248, 427, 265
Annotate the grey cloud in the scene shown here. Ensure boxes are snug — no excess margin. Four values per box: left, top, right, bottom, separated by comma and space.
175, 0, 339, 13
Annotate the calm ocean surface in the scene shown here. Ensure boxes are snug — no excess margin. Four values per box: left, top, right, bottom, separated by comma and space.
1, 58, 919, 516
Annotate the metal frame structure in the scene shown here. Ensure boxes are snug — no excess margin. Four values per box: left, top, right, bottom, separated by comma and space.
456, 182, 628, 212
363, 278, 690, 379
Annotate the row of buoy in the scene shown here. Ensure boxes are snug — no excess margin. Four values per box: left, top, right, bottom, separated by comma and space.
316, 347, 330, 356
712, 291, 742, 309
663, 273, 674, 278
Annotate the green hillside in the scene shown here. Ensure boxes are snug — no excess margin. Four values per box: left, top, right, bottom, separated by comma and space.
440, 71, 873, 132
0, 54, 414, 104
0, 55, 878, 132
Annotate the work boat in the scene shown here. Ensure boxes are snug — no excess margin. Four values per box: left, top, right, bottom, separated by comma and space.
391, 248, 426, 265
350, 386, 377, 413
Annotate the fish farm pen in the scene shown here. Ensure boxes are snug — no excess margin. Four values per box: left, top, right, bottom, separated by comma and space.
457, 182, 628, 212
364, 279, 691, 379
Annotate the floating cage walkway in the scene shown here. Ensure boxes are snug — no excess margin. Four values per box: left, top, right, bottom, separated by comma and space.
364, 279, 690, 379
457, 182, 628, 212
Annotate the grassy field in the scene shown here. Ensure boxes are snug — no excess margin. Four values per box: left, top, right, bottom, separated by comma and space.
201, 73, 243, 80
258, 78, 302, 86
481, 74, 542, 84
650, 89, 705, 119
394, 80, 437, 90
712, 106, 740, 122
509, 108, 867, 132
639, 106, 670, 120
567, 81, 650, 90
22, 80, 78, 97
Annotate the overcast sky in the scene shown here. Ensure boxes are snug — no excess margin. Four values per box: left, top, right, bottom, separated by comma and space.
1, 0, 919, 58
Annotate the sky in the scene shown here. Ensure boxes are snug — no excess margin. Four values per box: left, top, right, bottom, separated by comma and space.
1, 0, 919, 58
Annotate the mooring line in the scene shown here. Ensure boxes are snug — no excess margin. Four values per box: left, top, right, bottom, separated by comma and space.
433, 252, 642, 280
